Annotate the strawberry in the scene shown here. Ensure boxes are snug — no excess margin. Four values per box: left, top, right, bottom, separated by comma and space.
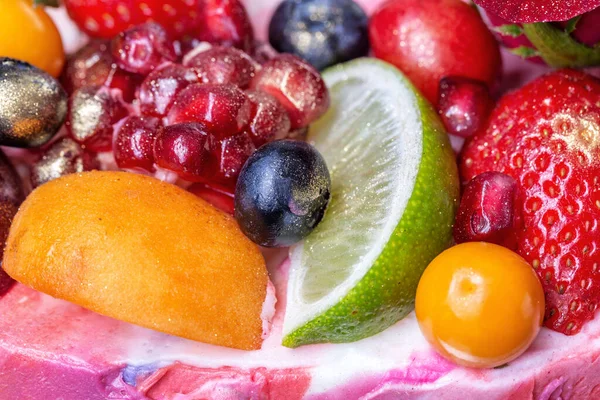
63, 0, 254, 51
473, 0, 600, 23
460, 69, 600, 335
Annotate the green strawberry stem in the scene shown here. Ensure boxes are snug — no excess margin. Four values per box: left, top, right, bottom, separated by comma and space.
523, 22, 600, 67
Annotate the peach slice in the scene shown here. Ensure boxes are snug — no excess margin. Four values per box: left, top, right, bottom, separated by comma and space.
3, 171, 268, 350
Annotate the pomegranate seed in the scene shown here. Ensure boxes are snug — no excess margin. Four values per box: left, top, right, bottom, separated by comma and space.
188, 182, 235, 214
196, 0, 255, 53
61, 40, 140, 102
207, 131, 255, 187
167, 83, 251, 139
453, 171, 522, 250
154, 122, 210, 181
245, 90, 291, 146
114, 116, 161, 172
0, 269, 13, 297
138, 64, 199, 117
250, 54, 330, 129
185, 46, 259, 88
111, 23, 177, 76
438, 76, 494, 138
67, 86, 129, 152
252, 42, 279, 65
30, 138, 99, 188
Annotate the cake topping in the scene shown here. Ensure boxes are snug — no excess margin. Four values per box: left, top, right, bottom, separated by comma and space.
416, 242, 544, 369
268, 0, 370, 71
460, 69, 600, 335
234, 139, 331, 248
0, 58, 67, 148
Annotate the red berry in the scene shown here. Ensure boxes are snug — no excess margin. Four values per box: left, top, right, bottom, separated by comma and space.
207, 132, 255, 187
167, 83, 251, 139
111, 22, 177, 76
61, 40, 140, 102
454, 172, 521, 249
196, 0, 255, 53
245, 90, 291, 146
369, 0, 501, 105
184, 46, 259, 88
460, 69, 600, 335
153, 122, 210, 181
250, 54, 330, 129
188, 182, 235, 214
30, 138, 99, 188
438, 76, 494, 138
114, 116, 161, 172
138, 64, 199, 117
67, 87, 129, 152
0, 269, 13, 297
63, 0, 204, 39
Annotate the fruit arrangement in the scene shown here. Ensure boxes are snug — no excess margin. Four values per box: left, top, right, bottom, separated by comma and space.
0, 0, 599, 385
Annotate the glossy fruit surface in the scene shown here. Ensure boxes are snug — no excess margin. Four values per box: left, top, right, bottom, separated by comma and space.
245, 90, 291, 146
369, 0, 501, 105
282, 59, 459, 347
67, 86, 128, 152
189, 182, 235, 214
235, 140, 330, 247
111, 23, 177, 75
30, 138, 99, 188
251, 54, 330, 129
268, 0, 369, 70
153, 123, 210, 181
63, 0, 202, 39
207, 132, 256, 187
0, 0, 64, 77
137, 64, 199, 117
460, 69, 600, 335
438, 76, 494, 138
185, 46, 258, 88
454, 172, 521, 249
167, 83, 251, 139
195, 0, 255, 52
61, 40, 140, 102
0, 150, 24, 296
0, 58, 67, 148
416, 242, 544, 368
3, 171, 268, 350
473, 0, 600, 23
114, 116, 161, 172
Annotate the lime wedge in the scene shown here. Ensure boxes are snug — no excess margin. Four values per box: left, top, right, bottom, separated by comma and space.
282, 58, 460, 348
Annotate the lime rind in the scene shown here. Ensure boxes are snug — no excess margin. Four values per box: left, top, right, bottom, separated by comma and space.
282, 58, 459, 348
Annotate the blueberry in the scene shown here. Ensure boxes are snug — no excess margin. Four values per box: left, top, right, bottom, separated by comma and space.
268, 0, 369, 70
235, 140, 331, 247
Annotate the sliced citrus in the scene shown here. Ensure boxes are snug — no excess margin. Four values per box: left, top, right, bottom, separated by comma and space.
282, 58, 460, 347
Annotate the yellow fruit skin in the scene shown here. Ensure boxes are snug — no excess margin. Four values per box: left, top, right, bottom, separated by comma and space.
3, 171, 268, 351
416, 242, 545, 368
0, 0, 65, 77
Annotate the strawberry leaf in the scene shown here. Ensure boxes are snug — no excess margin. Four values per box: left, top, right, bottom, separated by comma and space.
509, 46, 540, 58
564, 16, 582, 33
495, 24, 524, 37
474, 0, 600, 23
523, 22, 600, 67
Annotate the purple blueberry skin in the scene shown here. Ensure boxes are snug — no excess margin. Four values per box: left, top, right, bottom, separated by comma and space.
268, 0, 370, 70
234, 140, 331, 248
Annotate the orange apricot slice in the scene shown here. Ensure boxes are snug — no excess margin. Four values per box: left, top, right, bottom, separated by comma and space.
3, 171, 268, 350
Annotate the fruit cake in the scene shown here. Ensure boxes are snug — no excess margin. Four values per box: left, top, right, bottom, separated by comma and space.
1, 0, 600, 399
